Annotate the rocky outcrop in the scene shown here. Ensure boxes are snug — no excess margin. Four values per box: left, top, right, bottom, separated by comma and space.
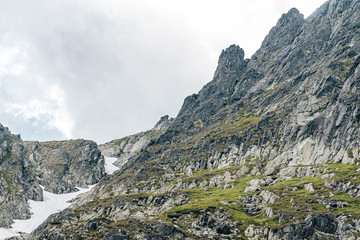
99, 115, 173, 168
0, 124, 42, 228
245, 213, 358, 240
24, 140, 105, 194
0, 124, 105, 228
30, 191, 188, 239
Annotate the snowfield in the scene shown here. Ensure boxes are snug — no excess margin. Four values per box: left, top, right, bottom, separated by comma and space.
104, 156, 119, 174
0, 156, 118, 239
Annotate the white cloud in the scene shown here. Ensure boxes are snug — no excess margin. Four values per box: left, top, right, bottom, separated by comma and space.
0, 43, 74, 139
0, 47, 25, 77
3, 84, 73, 139
0, 0, 328, 143
46, 86, 74, 139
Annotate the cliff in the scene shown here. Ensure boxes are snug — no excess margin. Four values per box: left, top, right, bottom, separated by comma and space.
0, 125, 105, 229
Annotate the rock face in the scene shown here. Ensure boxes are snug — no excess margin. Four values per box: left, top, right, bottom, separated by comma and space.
25, 0, 360, 239
0, 125, 105, 228
0, 124, 40, 228
99, 115, 173, 168
24, 140, 105, 194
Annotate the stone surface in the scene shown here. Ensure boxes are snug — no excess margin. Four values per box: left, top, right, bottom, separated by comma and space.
304, 183, 315, 192
24, 140, 105, 194
99, 115, 173, 168
0, 125, 105, 228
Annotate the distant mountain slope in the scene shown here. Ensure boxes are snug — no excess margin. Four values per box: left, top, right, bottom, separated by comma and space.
99, 115, 173, 169
27, 0, 360, 239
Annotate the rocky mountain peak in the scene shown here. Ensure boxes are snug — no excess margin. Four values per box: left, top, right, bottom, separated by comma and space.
154, 115, 174, 131
213, 44, 246, 83
0, 122, 13, 137
260, 8, 304, 51
218, 44, 245, 66
279, 8, 303, 23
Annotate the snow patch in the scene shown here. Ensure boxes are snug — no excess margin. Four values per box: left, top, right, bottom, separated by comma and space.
104, 156, 119, 174
0, 185, 94, 239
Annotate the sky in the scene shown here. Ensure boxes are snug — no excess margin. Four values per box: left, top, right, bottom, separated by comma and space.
0, 0, 326, 144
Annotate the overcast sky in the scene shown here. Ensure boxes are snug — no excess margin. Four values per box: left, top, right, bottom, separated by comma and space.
0, 0, 326, 143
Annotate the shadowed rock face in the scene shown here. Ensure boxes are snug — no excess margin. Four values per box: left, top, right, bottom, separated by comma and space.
0, 124, 39, 228
23, 0, 360, 239
24, 139, 105, 194
0, 124, 105, 228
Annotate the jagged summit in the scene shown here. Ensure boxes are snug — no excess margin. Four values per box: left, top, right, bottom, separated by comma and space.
154, 115, 173, 130
279, 7, 304, 23
259, 8, 304, 52
218, 44, 245, 65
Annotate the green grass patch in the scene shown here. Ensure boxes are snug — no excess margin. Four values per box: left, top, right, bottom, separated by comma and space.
162, 176, 264, 231
211, 116, 261, 140
326, 162, 360, 185
331, 192, 360, 217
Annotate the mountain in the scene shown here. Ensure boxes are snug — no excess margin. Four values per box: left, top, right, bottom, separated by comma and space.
0, 123, 105, 229
7, 0, 360, 239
